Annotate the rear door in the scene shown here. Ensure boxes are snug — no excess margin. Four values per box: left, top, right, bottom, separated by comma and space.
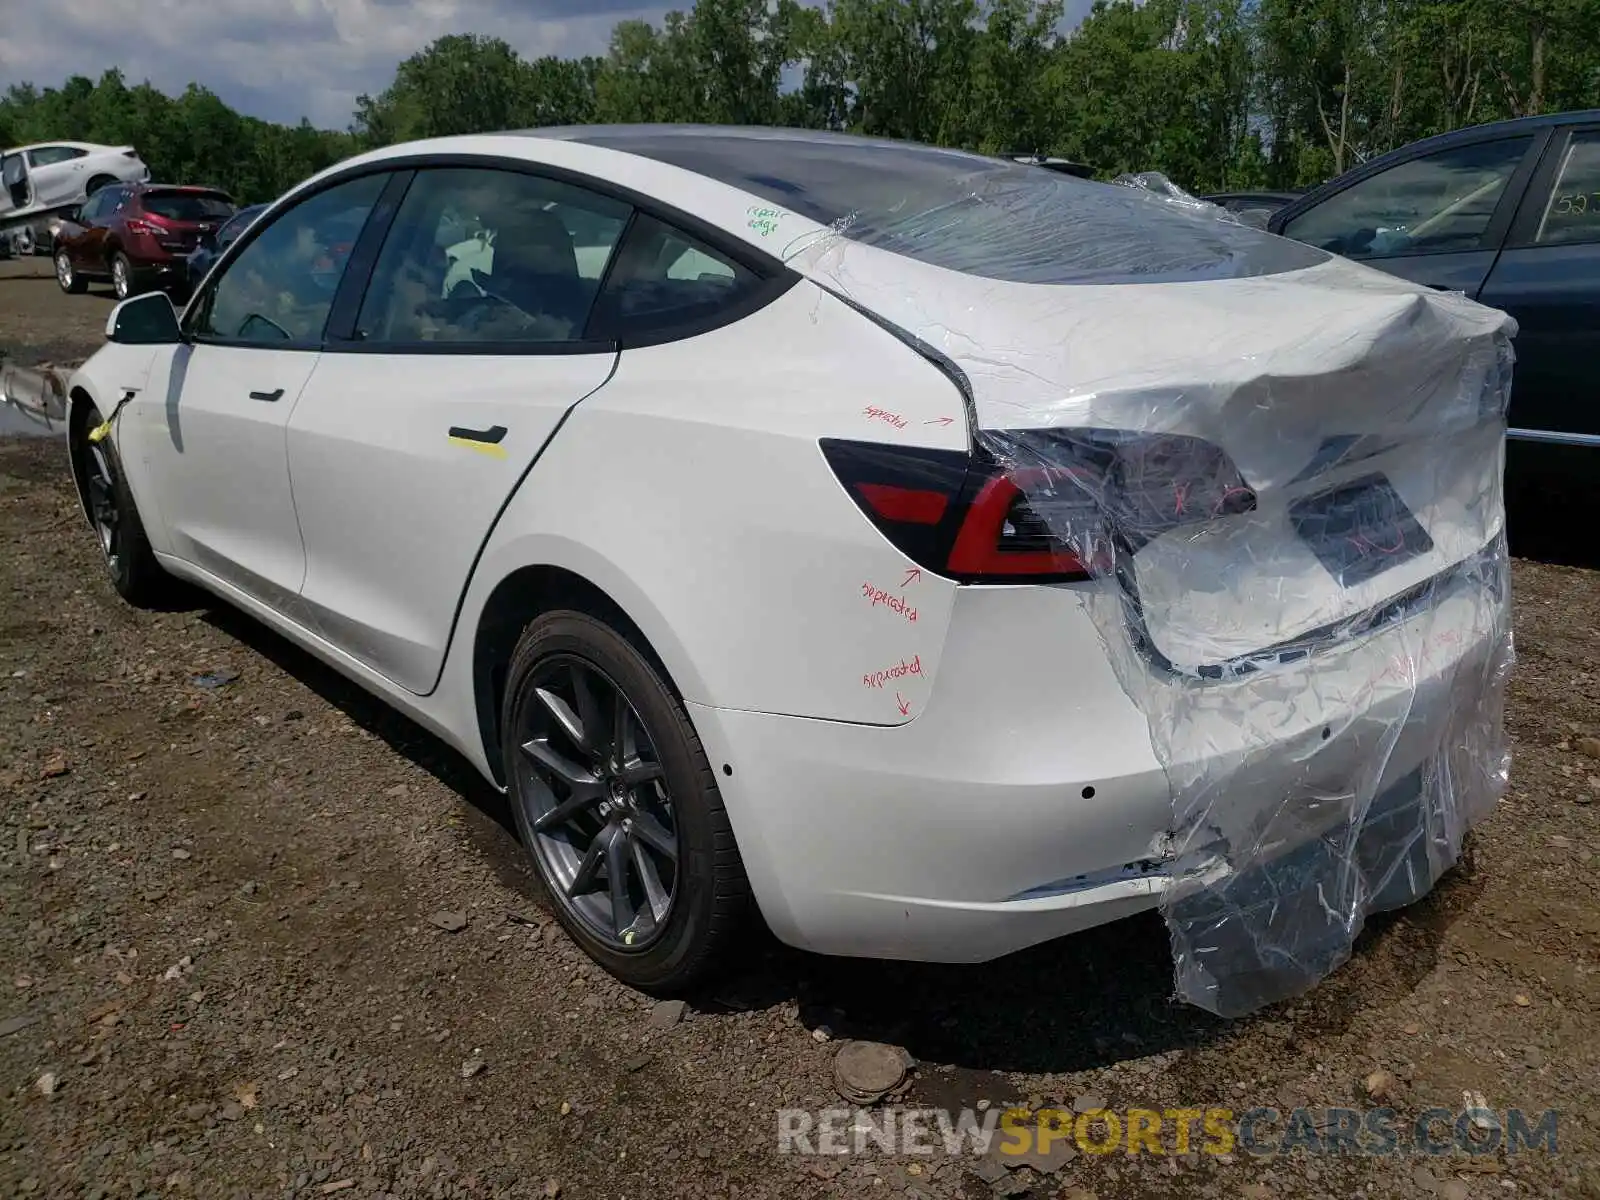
284, 165, 628, 694
1478, 123, 1600, 444
1274, 133, 1543, 298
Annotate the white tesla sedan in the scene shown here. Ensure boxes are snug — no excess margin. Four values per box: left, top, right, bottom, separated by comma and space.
63, 126, 1515, 1013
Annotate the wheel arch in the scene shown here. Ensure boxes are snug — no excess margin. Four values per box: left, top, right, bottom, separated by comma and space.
468, 560, 706, 789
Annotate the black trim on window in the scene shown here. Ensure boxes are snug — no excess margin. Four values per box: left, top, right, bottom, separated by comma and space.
324, 169, 414, 342
319, 154, 798, 355
178, 151, 802, 356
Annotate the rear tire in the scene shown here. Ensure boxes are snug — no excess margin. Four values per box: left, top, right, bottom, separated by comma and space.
85, 175, 116, 196
72, 402, 172, 608
110, 252, 136, 300
500, 610, 750, 995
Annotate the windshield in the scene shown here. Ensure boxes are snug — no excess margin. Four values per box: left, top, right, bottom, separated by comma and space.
143, 191, 235, 221
544, 127, 1329, 285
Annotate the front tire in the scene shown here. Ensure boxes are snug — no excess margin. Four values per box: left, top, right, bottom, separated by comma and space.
72, 402, 171, 607
55, 250, 85, 294
501, 611, 750, 994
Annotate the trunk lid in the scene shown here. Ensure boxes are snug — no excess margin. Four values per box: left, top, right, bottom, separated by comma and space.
791, 243, 1514, 671
138, 189, 235, 252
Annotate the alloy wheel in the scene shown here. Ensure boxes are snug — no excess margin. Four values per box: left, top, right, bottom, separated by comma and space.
112, 257, 128, 300
55, 252, 72, 291
84, 440, 120, 572
513, 655, 679, 950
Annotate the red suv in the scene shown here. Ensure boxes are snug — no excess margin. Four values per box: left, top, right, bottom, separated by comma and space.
53, 183, 236, 300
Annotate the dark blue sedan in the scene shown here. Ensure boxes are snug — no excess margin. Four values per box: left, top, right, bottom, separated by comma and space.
1269, 111, 1600, 481
180, 201, 269, 298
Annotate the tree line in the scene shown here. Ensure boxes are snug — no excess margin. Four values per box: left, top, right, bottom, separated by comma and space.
2, 0, 1595, 205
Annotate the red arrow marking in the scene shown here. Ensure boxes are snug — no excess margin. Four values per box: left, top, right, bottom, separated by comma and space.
895, 692, 911, 716
924, 416, 955, 427
902, 567, 922, 588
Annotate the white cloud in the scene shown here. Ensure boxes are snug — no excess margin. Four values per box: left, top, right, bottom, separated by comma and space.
0, 0, 667, 129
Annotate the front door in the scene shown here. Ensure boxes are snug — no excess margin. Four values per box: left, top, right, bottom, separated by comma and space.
285, 165, 631, 693
1275, 134, 1541, 299
136, 171, 390, 612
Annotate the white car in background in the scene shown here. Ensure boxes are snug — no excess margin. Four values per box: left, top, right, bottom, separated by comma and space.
1, 141, 150, 253
58, 127, 1515, 1014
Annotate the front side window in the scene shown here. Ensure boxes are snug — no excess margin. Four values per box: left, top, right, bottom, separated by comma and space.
1284, 137, 1533, 259
194, 173, 386, 345
1533, 131, 1600, 246
28, 146, 84, 167
588, 213, 764, 341
354, 168, 630, 345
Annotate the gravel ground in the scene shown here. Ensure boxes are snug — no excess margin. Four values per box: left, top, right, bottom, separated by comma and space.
2, 261, 1599, 1200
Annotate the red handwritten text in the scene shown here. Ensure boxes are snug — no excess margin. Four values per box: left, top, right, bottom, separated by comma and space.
1371, 627, 1469, 689
862, 582, 918, 623
863, 655, 923, 690
863, 406, 908, 429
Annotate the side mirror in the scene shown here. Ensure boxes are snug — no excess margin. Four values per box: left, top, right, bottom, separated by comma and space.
105, 293, 183, 345
64, 205, 81, 223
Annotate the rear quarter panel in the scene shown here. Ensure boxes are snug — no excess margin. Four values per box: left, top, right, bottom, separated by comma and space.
454, 280, 972, 725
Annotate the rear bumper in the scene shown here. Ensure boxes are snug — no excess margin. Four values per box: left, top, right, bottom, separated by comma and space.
691, 565, 1504, 964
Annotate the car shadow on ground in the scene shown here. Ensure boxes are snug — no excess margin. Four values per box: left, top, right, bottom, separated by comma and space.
196, 598, 1481, 1083
1505, 446, 1600, 569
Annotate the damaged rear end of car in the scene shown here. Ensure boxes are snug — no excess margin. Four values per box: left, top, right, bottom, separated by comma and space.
787, 163, 1516, 1017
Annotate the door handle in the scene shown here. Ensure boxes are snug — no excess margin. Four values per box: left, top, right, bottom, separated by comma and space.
447, 424, 509, 458
248, 388, 284, 402
447, 424, 507, 444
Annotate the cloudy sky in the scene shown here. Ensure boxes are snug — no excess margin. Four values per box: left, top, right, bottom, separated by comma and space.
1, 0, 681, 130
2, 0, 1096, 132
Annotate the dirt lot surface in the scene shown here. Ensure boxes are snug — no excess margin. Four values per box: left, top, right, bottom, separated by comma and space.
2, 260, 1598, 1200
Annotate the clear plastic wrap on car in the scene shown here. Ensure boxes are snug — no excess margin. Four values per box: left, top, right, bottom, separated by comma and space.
784, 165, 1517, 1017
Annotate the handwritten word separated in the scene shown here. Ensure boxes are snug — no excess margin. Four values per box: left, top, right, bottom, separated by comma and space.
747, 206, 783, 236
863, 655, 923, 690
863, 406, 908, 429
862, 582, 918, 623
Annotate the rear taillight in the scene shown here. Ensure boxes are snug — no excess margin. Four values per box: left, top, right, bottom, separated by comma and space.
125, 217, 163, 237
821, 429, 1257, 584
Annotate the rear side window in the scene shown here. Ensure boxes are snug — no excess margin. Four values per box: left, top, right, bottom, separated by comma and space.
354, 167, 630, 345
1534, 132, 1600, 246
587, 213, 765, 342
28, 146, 86, 167
562, 128, 1328, 284
142, 191, 235, 221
